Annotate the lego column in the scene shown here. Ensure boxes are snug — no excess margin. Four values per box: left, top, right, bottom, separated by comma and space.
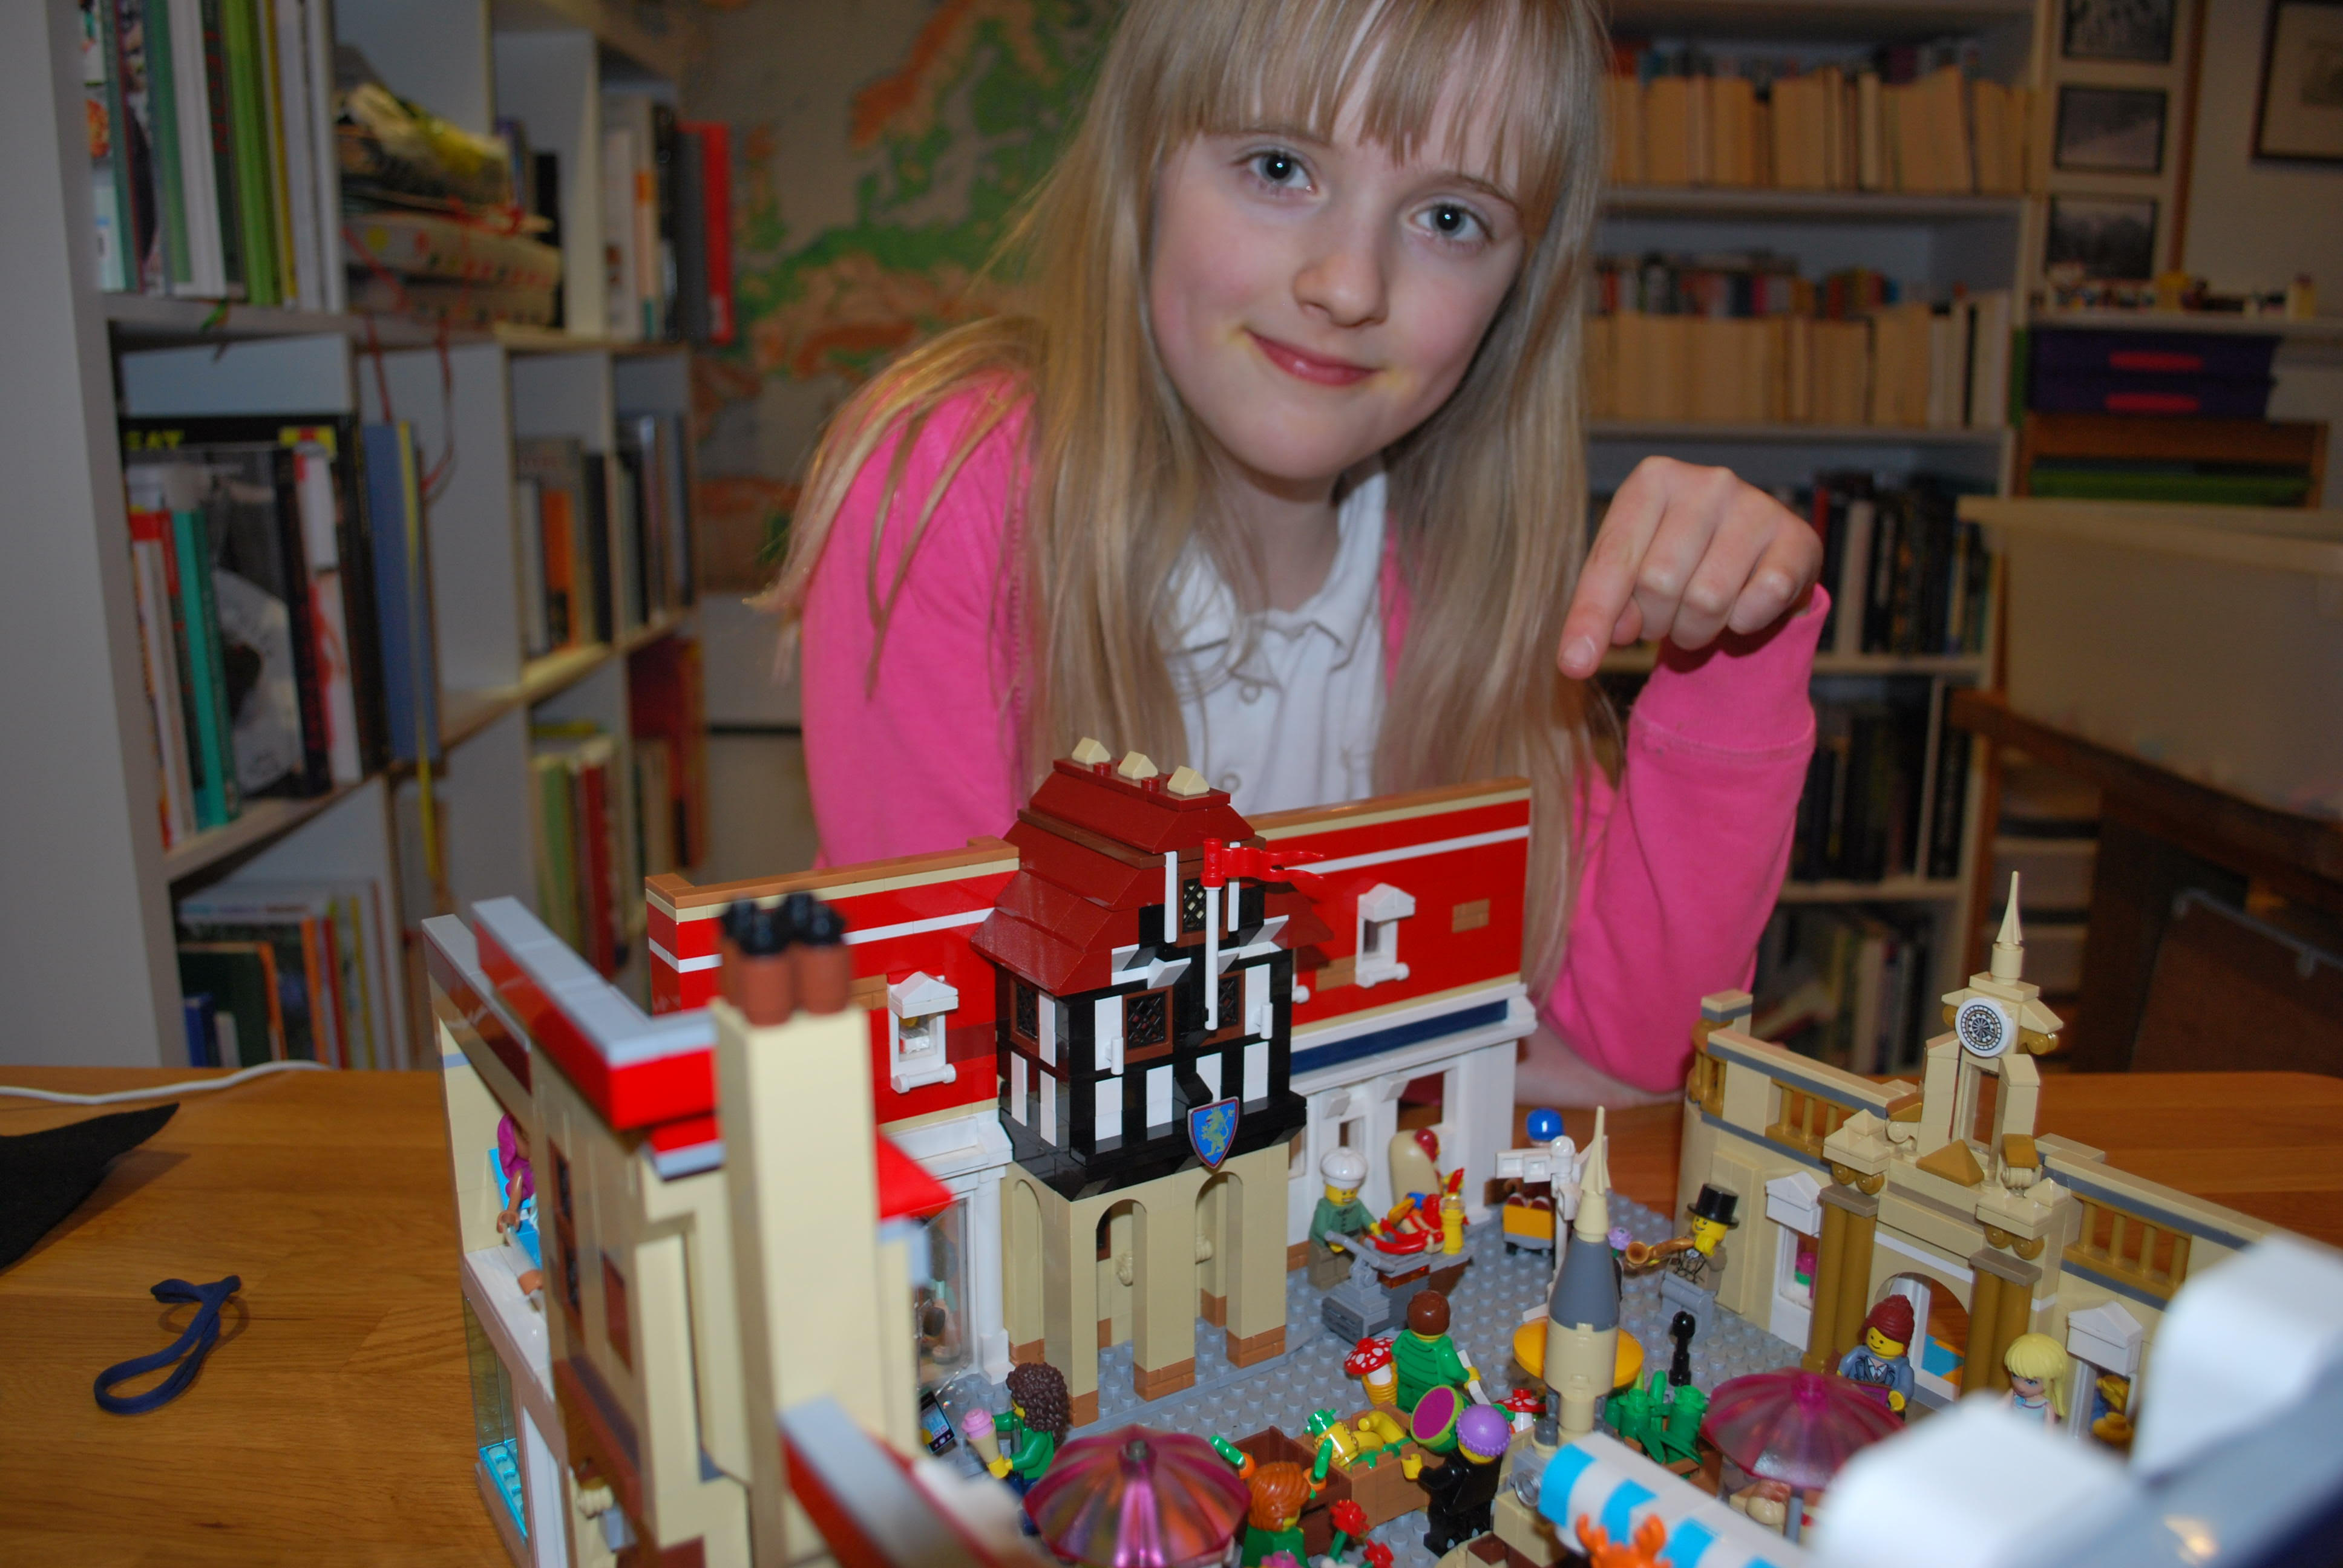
1131, 1172, 1204, 1402
1803, 1185, 1880, 1373
1968, 1250, 2042, 1396
1224, 1142, 1291, 1367
1036, 1181, 1103, 1427
712, 901, 894, 1568
1449, 1040, 1517, 1224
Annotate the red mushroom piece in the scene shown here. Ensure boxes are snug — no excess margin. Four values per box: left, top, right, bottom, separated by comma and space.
1344, 1338, 1395, 1377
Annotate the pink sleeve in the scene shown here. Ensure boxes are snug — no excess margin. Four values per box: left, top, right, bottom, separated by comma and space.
799, 394, 1031, 864
1538, 590, 1829, 1092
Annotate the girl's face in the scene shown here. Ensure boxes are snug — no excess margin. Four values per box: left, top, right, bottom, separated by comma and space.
1147, 88, 1527, 500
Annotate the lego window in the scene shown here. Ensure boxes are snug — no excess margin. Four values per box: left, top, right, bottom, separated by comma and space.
1013, 982, 1039, 1042
1126, 988, 1169, 1053
462, 1297, 526, 1538
1181, 877, 1207, 934
1355, 882, 1417, 987
886, 971, 960, 1093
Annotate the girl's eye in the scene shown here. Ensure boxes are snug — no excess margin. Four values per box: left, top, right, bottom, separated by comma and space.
1423, 203, 1486, 244
1248, 150, 1307, 188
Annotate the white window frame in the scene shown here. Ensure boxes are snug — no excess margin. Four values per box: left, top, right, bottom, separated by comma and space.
1355, 882, 1417, 988
886, 972, 961, 1093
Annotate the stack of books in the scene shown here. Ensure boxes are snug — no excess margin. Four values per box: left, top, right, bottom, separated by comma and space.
177, 880, 403, 1067
1588, 252, 2012, 430
119, 416, 442, 847
512, 411, 697, 661
1754, 904, 1938, 1076
1605, 40, 2033, 195
80, 0, 343, 307
600, 92, 736, 344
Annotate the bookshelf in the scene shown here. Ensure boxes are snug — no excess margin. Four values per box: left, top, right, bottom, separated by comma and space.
1591, 0, 2057, 1073
1, 0, 707, 1068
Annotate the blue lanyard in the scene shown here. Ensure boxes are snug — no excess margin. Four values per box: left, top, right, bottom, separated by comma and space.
93, 1276, 241, 1415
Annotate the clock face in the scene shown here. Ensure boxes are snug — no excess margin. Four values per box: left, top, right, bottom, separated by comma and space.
1956, 997, 2014, 1059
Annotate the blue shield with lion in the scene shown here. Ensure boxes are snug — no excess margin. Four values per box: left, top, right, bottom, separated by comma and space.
1188, 1097, 1240, 1171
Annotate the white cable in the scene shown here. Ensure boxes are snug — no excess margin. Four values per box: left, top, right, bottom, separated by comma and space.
0, 1059, 334, 1106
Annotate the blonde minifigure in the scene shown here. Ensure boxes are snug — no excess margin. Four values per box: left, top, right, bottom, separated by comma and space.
2001, 1332, 2071, 1428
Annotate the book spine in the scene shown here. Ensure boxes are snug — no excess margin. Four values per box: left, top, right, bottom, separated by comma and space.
698, 122, 733, 344
267, 446, 331, 792
198, 0, 246, 296
393, 425, 441, 761
361, 425, 417, 765
220, 0, 277, 304
300, 0, 342, 311
140, 0, 195, 289
173, 506, 240, 826
83, 0, 130, 290
264, 0, 313, 308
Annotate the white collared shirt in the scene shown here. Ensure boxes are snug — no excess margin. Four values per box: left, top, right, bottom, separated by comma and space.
1167, 471, 1385, 818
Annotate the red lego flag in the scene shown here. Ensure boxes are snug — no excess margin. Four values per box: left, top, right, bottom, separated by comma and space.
1201, 840, 1327, 897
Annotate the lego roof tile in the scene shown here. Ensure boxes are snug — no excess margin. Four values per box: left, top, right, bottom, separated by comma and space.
1026, 760, 1253, 855
971, 910, 1111, 996
990, 866, 1128, 946
1001, 826, 1162, 911
874, 1134, 956, 1221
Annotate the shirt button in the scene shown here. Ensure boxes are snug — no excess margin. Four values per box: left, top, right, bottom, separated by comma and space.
1239, 682, 1262, 705
1217, 773, 1241, 792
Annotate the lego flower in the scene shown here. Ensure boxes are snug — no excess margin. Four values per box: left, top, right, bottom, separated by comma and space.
1363, 1542, 1395, 1568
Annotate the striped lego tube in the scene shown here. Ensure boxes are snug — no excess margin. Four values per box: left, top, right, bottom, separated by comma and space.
1530, 1431, 1809, 1568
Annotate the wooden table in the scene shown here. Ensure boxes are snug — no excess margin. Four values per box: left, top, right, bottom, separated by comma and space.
1948, 688, 2343, 1071
4, 1066, 2339, 1563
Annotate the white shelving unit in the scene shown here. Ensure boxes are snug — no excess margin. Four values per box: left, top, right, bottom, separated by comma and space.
1591, 0, 2045, 995
0, 0, 700, 1068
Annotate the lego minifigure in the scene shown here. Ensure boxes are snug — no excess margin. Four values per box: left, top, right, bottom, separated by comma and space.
1624, 1184, 1738, 1290
987, 1362, 1070, 1492
1309, 1148, 1374, 1287
1418, 1404, 1512, 1555
1235, 1460, 1320, 1567
494, 1114, 542, 1295
1835, 1297, 1918, 1416
1390, 1128, 1443, 1207
2002, 1332, 2071, 1428
1393, 1290, 1470, 1413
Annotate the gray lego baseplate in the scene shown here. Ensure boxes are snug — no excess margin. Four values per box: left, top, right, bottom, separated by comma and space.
951, 1194, 1803, 1568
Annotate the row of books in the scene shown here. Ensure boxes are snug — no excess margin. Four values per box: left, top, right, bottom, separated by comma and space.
80, 0, 343, 307
1809, 474, 1994, 659
1606, 44, 2033, 195
1754, 904, 1938, 1076
121, 416, 439, 845
512, 414, 697, 661
1587, 292, 2014, 430
601, 93, 736, 345
177, 878, 404, 1068
1793, 682, 1973, 887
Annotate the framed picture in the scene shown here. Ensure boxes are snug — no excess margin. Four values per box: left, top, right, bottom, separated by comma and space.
2045, 195, 2159, 281
2062, 0, 2177, 64
2054, 85, 2169, 173
2255, 1, 2343, 163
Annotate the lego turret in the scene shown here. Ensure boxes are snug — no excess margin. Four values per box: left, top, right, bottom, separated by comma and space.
1942, 873, 2065, 1058
1543, 1107, 1621, 1437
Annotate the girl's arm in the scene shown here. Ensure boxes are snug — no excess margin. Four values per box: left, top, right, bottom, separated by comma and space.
799, 394, 1031, 864
1538, 590, 1827, 1093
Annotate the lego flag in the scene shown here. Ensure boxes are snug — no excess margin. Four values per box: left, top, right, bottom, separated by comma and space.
1201, 840, 1326, 898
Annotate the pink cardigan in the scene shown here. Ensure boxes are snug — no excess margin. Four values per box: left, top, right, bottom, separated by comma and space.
799, 393, 1824, 1093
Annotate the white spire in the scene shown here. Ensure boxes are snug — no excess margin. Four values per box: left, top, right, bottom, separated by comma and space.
1990, 872, 2027, 982
1574, 1106, 1610, 1243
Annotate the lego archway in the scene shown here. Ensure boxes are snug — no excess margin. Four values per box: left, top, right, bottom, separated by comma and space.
1006, 1175, 1045, 1365
1873, 1269, 1971, 1406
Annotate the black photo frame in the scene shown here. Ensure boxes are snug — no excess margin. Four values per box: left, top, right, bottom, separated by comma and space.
2045, 195, 2160, 281
2062, 0, 2177, 64
2054, 85, 2169, 173
2254, 0, 2343, 165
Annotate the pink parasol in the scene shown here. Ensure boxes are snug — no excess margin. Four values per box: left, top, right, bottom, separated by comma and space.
1023, 1428, 1249, 1568
1699, 1370, 1902, 1492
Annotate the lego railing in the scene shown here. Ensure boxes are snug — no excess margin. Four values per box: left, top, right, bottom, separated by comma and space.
2040, 1139, 2273, 1305
1696, 1028, 1912, 1159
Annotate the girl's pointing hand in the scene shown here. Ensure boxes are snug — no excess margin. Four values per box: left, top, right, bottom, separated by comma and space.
1557, 456, 1823, 679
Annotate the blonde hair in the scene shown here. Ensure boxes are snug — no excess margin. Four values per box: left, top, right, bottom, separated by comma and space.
764, 0, 1611, 981
2004, 1332, 2071, 1418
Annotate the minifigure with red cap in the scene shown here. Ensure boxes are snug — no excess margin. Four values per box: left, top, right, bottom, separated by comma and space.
1837, 1296, 1918, 1416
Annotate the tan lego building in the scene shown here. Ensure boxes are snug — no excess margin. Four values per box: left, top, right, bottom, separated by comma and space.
1676, 887, 2274, 1429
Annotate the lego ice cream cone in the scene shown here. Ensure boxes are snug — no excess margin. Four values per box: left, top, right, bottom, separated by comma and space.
962, 1406, 1001, 1470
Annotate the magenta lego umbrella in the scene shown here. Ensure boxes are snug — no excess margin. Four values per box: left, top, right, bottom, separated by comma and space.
1023, 1428, 1249, 1568
1701, 1370, 1901, 1491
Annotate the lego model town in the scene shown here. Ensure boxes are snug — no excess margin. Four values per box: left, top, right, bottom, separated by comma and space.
426, 741, 2343, 1568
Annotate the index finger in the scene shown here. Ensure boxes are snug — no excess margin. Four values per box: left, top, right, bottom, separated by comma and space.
1559, 465, 1668, 678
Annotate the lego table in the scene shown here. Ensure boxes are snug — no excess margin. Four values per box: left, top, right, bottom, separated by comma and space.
1, 1065, 2338, 1564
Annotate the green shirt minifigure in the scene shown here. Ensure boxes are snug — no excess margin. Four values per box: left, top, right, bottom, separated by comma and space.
1392, 1290, 1470, 1412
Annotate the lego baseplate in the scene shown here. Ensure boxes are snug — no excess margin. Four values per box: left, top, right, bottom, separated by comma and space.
945, 1194, 1803, 1568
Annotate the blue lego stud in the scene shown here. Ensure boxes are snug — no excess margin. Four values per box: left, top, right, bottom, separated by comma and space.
1188, 1097, 1240, 1171
1526, 1108, 1564, 1143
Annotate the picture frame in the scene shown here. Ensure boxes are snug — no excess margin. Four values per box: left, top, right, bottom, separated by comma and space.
2062, 0, 2177, 64
2254, 0, 2343, 164
2054, 85, 2169, 174
2044, 195, 2160, 281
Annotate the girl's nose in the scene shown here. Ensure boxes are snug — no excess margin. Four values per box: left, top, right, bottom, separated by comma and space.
1294, 224, 1388, 328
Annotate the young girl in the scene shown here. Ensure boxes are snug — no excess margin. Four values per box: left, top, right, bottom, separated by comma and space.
764, 0, 1827, 1099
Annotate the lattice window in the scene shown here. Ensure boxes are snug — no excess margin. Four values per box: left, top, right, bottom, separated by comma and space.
1216, 973, 1242, 1034
1126, 988, 1168, 1051
1766, 1082, 1855, 1157
1014, 982, 1039, 1042
2066, 1195, 2194, 1301
1181, 878, 1208, 934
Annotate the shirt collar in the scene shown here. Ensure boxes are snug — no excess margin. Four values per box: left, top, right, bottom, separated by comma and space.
1170, 469, 1386, 659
